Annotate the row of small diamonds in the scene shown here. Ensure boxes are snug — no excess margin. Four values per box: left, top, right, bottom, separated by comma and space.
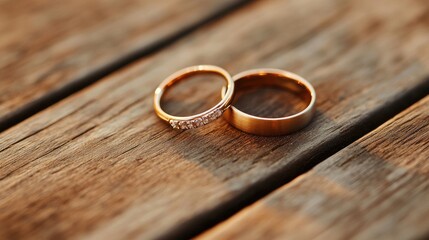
169, 109, 223, 130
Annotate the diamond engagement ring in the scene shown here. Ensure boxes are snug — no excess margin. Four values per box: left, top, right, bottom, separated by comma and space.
153, 65, 235, 130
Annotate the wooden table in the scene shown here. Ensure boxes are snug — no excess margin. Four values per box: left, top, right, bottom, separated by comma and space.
1, 0, 428, 239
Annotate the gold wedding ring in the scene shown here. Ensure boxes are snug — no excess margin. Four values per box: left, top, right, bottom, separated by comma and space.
222, 69, 316, 136
154, 65, 234, 129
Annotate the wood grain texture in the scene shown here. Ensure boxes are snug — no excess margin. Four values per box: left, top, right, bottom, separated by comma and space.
1, 0, 429, 239
0, 0, 247, 128
200, 96, 429, 240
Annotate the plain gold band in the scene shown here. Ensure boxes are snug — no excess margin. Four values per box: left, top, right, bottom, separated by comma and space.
222, 69, 316, 136
154, 65, 234, 130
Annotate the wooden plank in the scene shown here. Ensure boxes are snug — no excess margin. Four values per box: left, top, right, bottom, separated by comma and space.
200, 96, 429, 240
0, 0, 249, 130
0, 0, 429, 239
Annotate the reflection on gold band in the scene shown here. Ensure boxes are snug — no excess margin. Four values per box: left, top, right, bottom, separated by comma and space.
222, 69, 316, 136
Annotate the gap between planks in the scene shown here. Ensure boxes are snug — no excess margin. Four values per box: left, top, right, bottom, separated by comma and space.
199, 95, 429, 240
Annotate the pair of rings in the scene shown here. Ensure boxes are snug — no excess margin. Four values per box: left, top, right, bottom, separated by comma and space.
154, 65, 316, 136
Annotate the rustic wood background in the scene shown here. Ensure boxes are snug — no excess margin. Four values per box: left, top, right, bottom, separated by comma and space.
0, 0, 428, 239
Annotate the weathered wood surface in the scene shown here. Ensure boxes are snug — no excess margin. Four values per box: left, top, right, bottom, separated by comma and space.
0, 0, 247, 129
1, 0, 428, 239
200, 96, 429, 240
